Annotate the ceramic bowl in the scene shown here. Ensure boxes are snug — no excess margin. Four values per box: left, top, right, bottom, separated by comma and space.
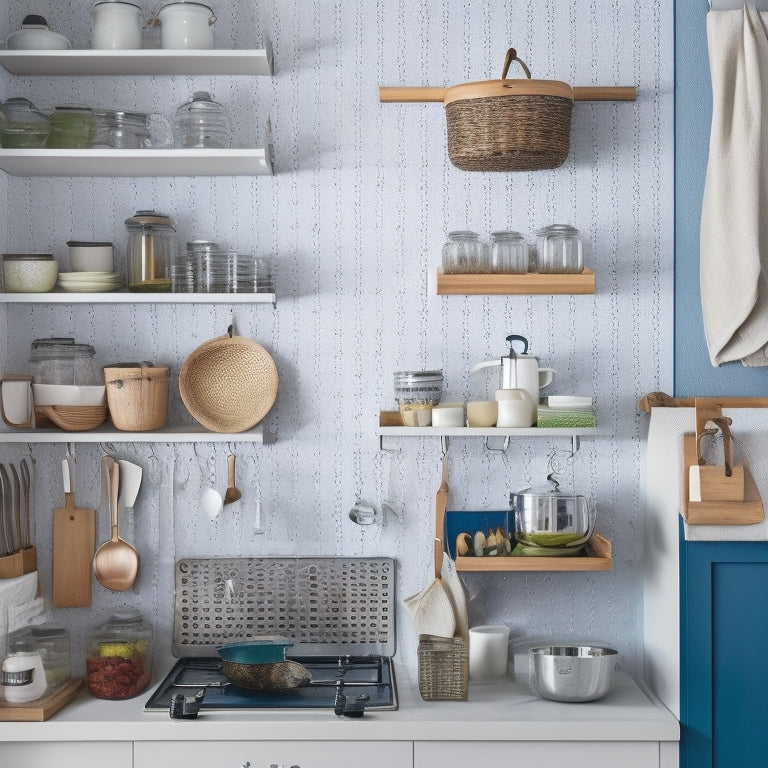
2, 254, 58, 292
67, 241, 115, 272
32, 384, 107, 407
6, 16, 71, 50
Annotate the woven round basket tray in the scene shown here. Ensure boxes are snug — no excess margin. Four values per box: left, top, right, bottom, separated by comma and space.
444, 48, 574, 172
179, 329, 278, 433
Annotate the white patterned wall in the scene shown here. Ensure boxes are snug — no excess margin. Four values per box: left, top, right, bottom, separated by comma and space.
0, 1, 674, 679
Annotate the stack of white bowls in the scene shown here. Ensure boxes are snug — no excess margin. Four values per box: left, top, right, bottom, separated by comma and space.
57, 241, 123, 292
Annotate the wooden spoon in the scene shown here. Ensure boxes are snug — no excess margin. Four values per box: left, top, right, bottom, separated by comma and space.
223, 454, 242, 506
93, 459, 139, 591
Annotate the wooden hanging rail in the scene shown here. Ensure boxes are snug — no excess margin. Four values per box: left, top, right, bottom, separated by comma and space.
379, 86, 636, 103
637, 391, 768, 413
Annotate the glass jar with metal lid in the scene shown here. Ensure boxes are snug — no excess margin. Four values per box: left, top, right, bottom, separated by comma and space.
29, 337, 101, 385
125, 210, 176, 292
535, 224, 584, 274
441, 231, 489, 274
85, 608, 153, 700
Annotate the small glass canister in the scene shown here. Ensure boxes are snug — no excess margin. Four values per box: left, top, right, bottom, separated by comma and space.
0, 97, 50, 148
86, 608, 153, 700
29, 337, 101, 385
441, 231, 489, 274
125, 210, 176, 292
394, 370, 443, 427
535, 224, 584, 274
489, 231, 529, 274
47, 106, 96, 149
7, 622, 71, 687
173, 91, 232, 149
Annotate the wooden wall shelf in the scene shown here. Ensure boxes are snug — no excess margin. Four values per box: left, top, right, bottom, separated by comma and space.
455, 533, 612, 572
436, 269, 595, 296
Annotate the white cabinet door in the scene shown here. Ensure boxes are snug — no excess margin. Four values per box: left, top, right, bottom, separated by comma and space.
134, 740, 412, 768
0, 741, 132, 768
415, 741, 660, 768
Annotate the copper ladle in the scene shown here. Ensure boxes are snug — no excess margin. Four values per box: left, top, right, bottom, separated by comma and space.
93, 458, 139, 591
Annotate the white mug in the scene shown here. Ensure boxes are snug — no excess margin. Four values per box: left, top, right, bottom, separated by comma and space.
0, 374, 34, 429
91, 1, 144, 49
469, 625, 510, 682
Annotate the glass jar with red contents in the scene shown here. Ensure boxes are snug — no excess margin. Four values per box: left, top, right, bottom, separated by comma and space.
85, 608, 153, 700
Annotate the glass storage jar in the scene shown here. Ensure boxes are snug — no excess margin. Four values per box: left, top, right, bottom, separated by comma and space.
47, 106, 95, 149
86, 608, 153, 700
29, 338, 101, 385
441, 231, 489, 274
7, 622, 71, 687
535, 224, 584, 274
125, 210, 176, 292
173, 91, 232, 148
0, 97, 50, 148
394, 370, 443, 427
489, 231, 529, 274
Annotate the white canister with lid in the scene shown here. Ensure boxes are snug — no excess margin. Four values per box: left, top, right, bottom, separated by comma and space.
2, 652, 48, 703
91, 2, 144, 49
154, 2, 216, 49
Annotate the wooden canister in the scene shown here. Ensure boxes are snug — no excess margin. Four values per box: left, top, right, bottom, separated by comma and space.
103, 365, 169, 431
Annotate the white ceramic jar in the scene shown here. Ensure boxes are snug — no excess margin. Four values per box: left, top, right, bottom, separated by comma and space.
155, 2, 216, 49
91, 2, 143, 49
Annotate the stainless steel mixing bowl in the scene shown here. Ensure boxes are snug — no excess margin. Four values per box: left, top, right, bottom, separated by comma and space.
529, 645, 618, 702
512, 488, 595, 548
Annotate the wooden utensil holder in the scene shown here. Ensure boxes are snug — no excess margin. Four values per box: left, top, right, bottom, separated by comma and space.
681, 398, 765, 525
0, 547, 37, 580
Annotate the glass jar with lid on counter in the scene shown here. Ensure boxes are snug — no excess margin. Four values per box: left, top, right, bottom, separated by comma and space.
86, 608, 153, 700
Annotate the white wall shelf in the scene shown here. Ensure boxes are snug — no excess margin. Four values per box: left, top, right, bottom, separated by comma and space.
0, 148, 272, 177
0, 424, 274, 444
0, 47, 273, 77
378, 426, 601, 438
0, 291, 276, 305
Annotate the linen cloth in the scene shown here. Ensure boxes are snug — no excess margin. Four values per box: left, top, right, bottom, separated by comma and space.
701, 4, 768, 365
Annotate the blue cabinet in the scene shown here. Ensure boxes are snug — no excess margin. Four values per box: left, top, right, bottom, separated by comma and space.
680, 524, 768, 767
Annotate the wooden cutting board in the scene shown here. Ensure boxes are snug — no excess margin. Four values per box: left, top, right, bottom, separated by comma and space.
0, 678, 82, 721
52, 492, 95, 607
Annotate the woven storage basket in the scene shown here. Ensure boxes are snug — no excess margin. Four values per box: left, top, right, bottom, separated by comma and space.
179, 328, 278, 433
417, 633, 469, 701
444, 48, 573, 172
104, 365, 169, 431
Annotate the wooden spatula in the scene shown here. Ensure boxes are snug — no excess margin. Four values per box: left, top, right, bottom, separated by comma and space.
52, 454, 95, 607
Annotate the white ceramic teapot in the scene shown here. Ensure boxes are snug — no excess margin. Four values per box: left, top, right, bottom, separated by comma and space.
472, 334, 554, 408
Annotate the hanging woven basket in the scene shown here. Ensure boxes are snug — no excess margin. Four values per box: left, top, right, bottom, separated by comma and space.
443, 48, 574, 172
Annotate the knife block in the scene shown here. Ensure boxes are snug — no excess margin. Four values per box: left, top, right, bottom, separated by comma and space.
0, 547, 37, 580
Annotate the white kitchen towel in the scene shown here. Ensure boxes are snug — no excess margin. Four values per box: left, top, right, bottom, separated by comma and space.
646, 406, 768, 540
701, 4, 768, 366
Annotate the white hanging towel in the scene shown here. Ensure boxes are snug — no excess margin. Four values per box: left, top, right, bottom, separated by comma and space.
701, 3, 768, 366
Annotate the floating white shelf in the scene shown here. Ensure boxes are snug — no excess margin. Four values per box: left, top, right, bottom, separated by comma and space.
0, 47, 273, 76
378, 426, 601, 438
0, 424, 275, 444
0, 148, 272, 177
0, 291, 276, 305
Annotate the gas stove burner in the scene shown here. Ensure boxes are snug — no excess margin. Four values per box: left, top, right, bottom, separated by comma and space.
144, 655, 398, 716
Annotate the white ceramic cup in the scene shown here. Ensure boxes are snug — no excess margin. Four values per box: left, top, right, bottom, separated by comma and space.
469, 625, 510, 682
495, 389, 535, 427
0, 374, 35, 428
466, 400, 497, 427
431, 403, 465, 428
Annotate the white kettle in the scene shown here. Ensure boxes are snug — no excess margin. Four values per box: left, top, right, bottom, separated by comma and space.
472, 334, 554, 407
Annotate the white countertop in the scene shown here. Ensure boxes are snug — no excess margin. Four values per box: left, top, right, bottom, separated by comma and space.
0, 668, 679, 743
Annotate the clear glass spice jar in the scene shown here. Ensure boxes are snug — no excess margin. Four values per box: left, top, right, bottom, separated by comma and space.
489, 231, 529, 274
441, 231, 489, 274
394, 370, 443, 427
86, 608, 153, 700
535, 224, 584, 274
173, 91, 232, 149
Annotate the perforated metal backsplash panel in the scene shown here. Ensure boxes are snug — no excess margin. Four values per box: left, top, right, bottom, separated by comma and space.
173, 557, 396, 657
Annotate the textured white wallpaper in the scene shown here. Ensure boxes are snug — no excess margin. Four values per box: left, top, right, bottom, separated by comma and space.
0, 1, 674, 679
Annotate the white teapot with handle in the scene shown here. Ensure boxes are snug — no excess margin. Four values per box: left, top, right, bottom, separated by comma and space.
472, 334, 554, 408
